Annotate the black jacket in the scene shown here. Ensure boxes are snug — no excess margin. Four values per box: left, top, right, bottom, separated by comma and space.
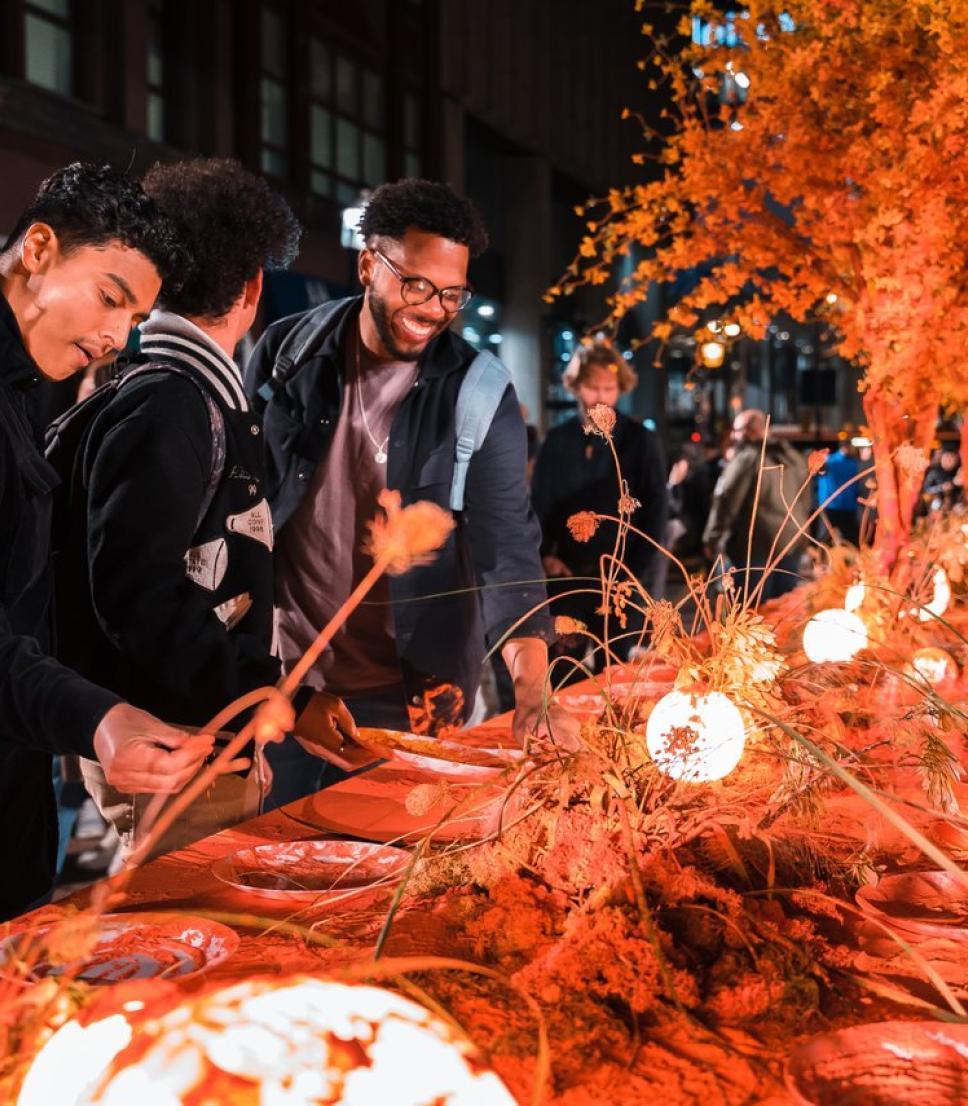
703, 439, 809, 565
531, 412, 668, 580
52, 315, 281, 727
245, 297, 552, 723
0, 293, 120, 919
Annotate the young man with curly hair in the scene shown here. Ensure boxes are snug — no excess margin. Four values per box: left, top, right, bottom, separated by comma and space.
0, 163, 219, 918
247, 178, 576, 807
54, 158, 353, 856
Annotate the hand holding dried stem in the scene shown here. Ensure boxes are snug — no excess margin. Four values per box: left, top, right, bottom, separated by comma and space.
124, 493, 455, 871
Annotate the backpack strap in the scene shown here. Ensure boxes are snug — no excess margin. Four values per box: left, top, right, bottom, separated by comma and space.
449, 350, 512, 512
256, 300, 345, 403
118, 362, 226, 532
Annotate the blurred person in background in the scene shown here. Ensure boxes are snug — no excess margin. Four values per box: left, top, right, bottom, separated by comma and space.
532, 337, 667, 675
816, 439, 861, 546
703, 408, 809, 601
922, 447, 962, 514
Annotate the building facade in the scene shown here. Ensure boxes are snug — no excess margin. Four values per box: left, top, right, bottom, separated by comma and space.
0, 0, 652, 429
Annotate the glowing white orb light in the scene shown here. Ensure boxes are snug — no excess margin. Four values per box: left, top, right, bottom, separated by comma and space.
22, 976, 516, 1106
645, 689, 747, 783
844, 581, 865, 612
18, 1015, 132, 1106
908, 646, 959, 687
918, 567, 951, 622
802, 608, 868, 663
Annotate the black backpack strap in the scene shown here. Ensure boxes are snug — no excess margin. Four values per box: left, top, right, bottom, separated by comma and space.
256, 299, 345, 403
116, 362, 226, 532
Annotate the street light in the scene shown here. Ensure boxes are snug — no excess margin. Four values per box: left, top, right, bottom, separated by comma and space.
700, 339, 726, 368
340, 204, 366, 251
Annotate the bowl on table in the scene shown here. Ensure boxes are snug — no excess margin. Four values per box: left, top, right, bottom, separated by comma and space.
211, 839, 411, 905
856, 870, 968, 941
1, 912, 238, 984
785, 1021, 968, 1106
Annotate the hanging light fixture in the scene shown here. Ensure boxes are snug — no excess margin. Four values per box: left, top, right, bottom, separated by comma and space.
700, 340, 726, 368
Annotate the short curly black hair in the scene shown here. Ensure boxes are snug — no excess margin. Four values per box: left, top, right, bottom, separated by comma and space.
142, 157, 302, 319
2, 162, 183, 288
360, 179, 488, 257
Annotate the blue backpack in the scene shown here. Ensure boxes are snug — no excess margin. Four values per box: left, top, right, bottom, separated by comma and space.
256, 301, 511, 511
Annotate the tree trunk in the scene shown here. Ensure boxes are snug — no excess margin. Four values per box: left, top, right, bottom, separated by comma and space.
897, 404, 938, 531
960, 418, 968, 492
863, 392, 936, 573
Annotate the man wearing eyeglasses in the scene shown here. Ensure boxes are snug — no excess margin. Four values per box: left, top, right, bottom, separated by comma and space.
246, 179, 572, 807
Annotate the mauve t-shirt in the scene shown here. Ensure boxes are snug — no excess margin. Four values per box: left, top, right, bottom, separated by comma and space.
274, 329, 418, 695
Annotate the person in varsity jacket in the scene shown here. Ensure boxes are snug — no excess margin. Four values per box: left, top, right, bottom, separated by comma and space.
52, 159, 354, 855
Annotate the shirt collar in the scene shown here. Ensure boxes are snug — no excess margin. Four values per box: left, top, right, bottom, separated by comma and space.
139, 309, 249, 411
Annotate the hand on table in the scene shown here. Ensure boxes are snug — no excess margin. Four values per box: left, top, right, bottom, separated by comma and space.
503, 635, 583, 751
512, 695, 583, 751
92, 703, 232, 794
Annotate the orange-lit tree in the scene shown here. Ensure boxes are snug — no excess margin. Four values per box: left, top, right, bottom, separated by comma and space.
552, 0, 968, 570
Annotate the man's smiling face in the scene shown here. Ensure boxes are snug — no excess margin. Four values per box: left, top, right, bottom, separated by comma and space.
16, 224, 160, 380
360, 228, 470, 362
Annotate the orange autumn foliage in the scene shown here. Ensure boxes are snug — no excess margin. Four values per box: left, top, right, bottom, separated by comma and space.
554, 0, 968, 568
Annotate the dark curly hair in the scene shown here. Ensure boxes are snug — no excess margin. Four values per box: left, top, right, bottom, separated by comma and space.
142, 158, 302, 319
2, 162, 183, 288
360, 179, 488, 256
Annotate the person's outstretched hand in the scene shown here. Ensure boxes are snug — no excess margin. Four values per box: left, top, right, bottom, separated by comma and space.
292, 691, 359, 760
92, 703, 217, 794
503, 637, 582, 750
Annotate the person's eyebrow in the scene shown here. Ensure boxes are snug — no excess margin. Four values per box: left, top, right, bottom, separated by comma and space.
106, 272, 137, 304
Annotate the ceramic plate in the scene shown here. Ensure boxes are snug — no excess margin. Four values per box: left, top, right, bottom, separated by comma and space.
211, 839, 411, 903
3, 912, 238, 984
389, 743, 523, 780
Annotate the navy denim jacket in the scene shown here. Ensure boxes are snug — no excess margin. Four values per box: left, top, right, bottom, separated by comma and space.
245, 297, 552, 723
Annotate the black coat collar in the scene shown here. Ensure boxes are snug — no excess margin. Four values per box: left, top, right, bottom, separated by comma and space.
0, 292, 41, 388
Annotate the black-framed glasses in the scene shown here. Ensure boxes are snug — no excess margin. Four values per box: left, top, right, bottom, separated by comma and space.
372, 248, 473, 313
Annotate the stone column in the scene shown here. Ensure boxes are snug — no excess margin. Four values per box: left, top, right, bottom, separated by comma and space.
499, 152, 551, 427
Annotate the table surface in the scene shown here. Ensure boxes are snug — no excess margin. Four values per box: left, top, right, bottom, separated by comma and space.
14, 668, 676, 980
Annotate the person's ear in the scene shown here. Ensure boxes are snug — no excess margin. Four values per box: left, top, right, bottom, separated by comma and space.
243, 268, 264, 309
358, 248, 375, 288
20, 222, 58, 275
